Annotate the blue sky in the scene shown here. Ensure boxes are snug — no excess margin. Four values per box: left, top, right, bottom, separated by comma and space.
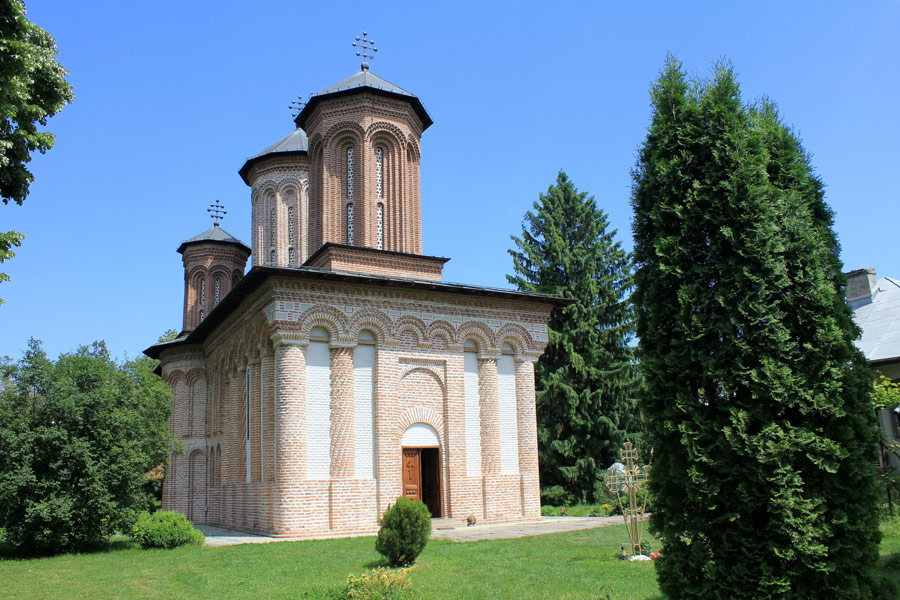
2, 1, 898, 360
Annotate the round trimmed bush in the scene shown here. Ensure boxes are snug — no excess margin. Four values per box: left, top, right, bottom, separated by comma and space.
130, 511, 204, 549
375, 496, 431, 567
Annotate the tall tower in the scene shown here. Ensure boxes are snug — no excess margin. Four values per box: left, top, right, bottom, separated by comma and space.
177, 201, 251, 333
239, 45, 432, 268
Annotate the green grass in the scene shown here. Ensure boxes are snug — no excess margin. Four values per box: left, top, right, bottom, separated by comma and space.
0, 521, 897, 599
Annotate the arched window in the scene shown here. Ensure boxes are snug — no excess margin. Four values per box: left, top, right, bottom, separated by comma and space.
346, 147, 354, 199
375, 147, 384, 199
376, 202, 384, 250
215, 277, 221, 305
347, 203, 354, 245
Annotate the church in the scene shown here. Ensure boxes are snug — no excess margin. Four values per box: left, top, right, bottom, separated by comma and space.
145, 49, 564, 537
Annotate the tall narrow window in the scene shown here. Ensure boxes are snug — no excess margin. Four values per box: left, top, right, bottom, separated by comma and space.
376, 202, 384, 250
288, 206, 296, 247
347, 203, 354, 245
288, 247, 296, 266
375, 148, 383, 198
270, 249, 275, 264
346, 148, 354, 199
270, 208, 276, 242
200, 279, 206, 307
245, 366, 251, 483
215, 277, 221, 305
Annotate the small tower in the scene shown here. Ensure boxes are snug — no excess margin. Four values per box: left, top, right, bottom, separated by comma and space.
177, 200, 251, 333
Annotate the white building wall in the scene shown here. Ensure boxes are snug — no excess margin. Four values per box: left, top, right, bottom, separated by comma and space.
353, 344, 376, 478
305, 341, 331, 478
497, 355, 520, 475
464, 352, 482, 476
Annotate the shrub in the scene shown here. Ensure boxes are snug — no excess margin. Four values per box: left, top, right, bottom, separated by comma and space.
345, 566, 415, 599
375, 496, 431, 567
130, 511, 204, 549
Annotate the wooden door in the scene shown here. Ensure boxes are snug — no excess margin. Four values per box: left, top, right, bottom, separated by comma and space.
402, 449, 421, 500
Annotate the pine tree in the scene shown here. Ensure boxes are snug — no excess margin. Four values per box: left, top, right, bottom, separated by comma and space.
631, 57, 881, 599
509, 171, 639, 504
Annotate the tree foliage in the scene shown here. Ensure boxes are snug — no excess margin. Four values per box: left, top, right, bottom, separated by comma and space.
509, 171, 640, 504
0, 339, 174, 555
631, 57, 881, 599
0, 0, 74, 303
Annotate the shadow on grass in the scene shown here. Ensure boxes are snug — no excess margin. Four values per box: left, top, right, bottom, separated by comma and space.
362, 557, 390, 569
0, 535, 138, 560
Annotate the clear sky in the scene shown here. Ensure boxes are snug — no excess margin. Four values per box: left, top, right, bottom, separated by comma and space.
2, 1, 898, 361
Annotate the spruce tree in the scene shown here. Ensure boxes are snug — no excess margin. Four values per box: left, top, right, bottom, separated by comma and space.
631, 57, 881, 599
509, 171, 639, 504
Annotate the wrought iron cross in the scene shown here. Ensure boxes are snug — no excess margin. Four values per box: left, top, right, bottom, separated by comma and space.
605, 442, 652, 556
289, 95, 304, 118
352, 31, 377, 70
208, 199, 227, 227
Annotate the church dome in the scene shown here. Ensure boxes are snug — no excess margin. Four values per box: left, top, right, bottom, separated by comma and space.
176, 224, 250, 254
238, 128, 309, 185
295, 69, 432, 131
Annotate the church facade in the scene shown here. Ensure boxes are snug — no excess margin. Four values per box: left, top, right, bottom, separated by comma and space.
146, 63, 564, 537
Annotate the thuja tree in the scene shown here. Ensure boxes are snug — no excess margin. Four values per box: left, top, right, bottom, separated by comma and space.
0, 339, 174, 555
509, 171, 640, 504
631, 57, 881, 599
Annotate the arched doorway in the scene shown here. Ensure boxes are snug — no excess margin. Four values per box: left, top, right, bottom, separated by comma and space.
401, 423, 441, 517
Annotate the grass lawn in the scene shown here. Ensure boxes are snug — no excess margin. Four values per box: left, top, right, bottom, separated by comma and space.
0, 521, 897, 600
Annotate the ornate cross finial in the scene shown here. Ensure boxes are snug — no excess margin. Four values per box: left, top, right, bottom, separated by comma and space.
352, 31, 377, 71
208, 198, 227, 227
289, 94, 305, 118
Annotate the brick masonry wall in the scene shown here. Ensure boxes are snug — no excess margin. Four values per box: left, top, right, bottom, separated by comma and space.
159, 272, 553, 538
304, 244, 446, 281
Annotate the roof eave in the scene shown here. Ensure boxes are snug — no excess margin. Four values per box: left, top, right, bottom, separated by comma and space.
238, 149, 308, 186
294, 86, 433, 132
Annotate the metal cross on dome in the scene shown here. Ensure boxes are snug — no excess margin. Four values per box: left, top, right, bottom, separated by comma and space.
208, 199, 227, 227
353, 31, 377, 70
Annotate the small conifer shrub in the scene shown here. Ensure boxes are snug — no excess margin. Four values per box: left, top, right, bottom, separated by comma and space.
375, 496, 431, 567
130, 511, 204, 549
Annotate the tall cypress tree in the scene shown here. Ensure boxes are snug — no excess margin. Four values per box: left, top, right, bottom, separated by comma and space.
632, 57, 881, 599
509, 171, 639, 504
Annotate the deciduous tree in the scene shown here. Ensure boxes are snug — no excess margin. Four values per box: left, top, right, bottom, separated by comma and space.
0, 0, 74, 303
0, 339, 174, 555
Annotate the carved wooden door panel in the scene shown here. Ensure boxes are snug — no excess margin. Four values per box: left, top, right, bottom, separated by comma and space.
402, 449, 421, 500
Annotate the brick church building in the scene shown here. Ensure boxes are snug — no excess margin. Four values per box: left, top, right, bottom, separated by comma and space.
145, 60, 564, 537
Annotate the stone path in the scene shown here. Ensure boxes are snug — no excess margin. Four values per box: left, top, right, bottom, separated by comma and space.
198, 515, 627, 547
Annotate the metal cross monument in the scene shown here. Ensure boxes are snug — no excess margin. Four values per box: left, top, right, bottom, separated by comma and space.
604, 442, 651, 556
208, 199, 227, 227
353, 31, 377, 70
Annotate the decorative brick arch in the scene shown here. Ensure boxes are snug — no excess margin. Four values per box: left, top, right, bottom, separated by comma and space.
406, 135, 420, 162
297, 304, 349, 340
346, 307, 392, 342
366, 121, 407, 149
400, 365, 446, 391
323, 121, 366, 147
395, 315, 428, 344
396, 407, 445, 443
427, 319, 458, 346
496, 323, 534, 355
458, 320, 496, 353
